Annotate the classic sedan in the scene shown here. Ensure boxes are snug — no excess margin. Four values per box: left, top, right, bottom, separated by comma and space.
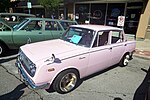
16, 25, 136, 94
0, 18, 77, 56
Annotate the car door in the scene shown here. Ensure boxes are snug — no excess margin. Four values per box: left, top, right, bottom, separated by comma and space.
86, 31, 112, 75
44, 20, 64, 40
13, 20, 45, 47
109, 30, 125, 65
0, 22, 15, 48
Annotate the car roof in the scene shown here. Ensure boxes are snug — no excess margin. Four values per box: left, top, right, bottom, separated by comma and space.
25, 17, 77, 23
0, 13, 35, 17
71, 24, 123, 31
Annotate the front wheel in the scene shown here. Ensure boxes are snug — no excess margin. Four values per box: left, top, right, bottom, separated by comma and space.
0, 43, 5, 57
119, 54, 130, 67
53, 69, 79, 94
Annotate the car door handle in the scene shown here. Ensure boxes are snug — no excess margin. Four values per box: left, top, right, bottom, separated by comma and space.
109, 47, 112, 50
79, 57, 85, 59
39, 32, 42, 34
124, 44, 127, 46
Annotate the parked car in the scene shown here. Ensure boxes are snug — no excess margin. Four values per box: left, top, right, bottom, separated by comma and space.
0, 18, 78, 56
16, 25, 136, 94
0, 13, 36, 26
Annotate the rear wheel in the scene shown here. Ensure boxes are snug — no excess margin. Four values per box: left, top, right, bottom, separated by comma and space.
119, 54, 130, 67
53, 69, 79, 94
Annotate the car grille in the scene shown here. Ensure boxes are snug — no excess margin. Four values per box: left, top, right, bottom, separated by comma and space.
18, 50, 35, 77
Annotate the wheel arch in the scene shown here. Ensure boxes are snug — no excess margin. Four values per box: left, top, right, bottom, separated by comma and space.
49, 67, 80, 86
123, 51, 133, 59
0, 39, 9, 49
120, 52, 132, 61
119, 52, 131, 67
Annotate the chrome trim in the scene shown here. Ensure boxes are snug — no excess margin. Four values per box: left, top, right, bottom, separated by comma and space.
15, 59, 49, 89
18, 51, 36, 77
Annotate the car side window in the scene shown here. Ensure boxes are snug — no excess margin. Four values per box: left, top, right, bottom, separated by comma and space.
45, 21, 62, 31
111, 30, 123, 44
93, 31, 109, 47
22, 20, 42, 31
0, 23, 11, 31
60, 22, 77, 30
34, 21, 42, 30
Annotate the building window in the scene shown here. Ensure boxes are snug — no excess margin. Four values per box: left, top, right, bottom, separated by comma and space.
106, 3, 125, 26
90, 3, 106, 25
75, 4, 89, 24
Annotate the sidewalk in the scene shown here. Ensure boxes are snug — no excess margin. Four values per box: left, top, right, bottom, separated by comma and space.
134, 39, 150, 60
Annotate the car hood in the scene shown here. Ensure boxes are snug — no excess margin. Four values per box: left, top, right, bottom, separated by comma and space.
20, 39, 88, 63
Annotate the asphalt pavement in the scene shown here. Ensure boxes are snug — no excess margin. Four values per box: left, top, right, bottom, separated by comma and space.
0, 56, 150, 100
0, 37, 150, 100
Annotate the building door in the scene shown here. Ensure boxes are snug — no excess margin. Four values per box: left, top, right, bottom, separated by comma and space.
124, 2, 143, 35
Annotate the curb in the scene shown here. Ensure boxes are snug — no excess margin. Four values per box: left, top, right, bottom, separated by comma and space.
133, 54, 150, 60
134, 49, 150, 60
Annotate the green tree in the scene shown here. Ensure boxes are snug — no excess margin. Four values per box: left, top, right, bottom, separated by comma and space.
38, 0, 62, 18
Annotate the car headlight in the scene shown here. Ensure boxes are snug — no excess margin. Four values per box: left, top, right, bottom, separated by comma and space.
29, 63, 36, 76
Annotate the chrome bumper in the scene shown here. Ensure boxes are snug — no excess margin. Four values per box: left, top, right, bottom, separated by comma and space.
15, 60, 50, 89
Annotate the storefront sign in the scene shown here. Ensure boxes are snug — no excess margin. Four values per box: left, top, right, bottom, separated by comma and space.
117, 16, 125, 27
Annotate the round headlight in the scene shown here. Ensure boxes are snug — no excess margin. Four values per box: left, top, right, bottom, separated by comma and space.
29, 64, 36, 76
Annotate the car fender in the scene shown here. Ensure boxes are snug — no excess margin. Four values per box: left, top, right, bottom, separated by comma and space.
48, 65, 80, 85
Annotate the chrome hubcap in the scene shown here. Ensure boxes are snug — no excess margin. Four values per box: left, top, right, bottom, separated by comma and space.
0, 46, 2, 55
60, 73, 77, 92
124, 55, 130, 66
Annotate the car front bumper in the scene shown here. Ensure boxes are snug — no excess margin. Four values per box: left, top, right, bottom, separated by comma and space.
15, 59, 50, 89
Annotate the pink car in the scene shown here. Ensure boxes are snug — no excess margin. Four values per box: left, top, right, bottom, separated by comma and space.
16, 25, 136, 94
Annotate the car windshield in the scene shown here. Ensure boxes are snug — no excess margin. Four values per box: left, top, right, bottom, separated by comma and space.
62, 27, 95, 47
60, 21, 77, 30
13, 19, 29, 30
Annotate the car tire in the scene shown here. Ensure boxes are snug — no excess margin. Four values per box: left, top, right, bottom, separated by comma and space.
0, 43, 5, 57
52, 69, 79, 94
119, 53, 130, 67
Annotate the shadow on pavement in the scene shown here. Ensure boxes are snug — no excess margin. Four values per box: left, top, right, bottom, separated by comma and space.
114, 97, 123, 100
0, 49, 18, 64
133, 66, 150, 100
0, 83, 27, 100
1, 49, 18, 57
0, 56, 17, 64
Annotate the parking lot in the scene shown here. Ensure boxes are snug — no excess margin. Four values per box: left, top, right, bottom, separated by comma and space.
0, 52, 150, 100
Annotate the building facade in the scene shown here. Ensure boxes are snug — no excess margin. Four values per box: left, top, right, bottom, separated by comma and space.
12, 0, 150, 39
64, 0, 150, 39
14, 0, 65, 18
